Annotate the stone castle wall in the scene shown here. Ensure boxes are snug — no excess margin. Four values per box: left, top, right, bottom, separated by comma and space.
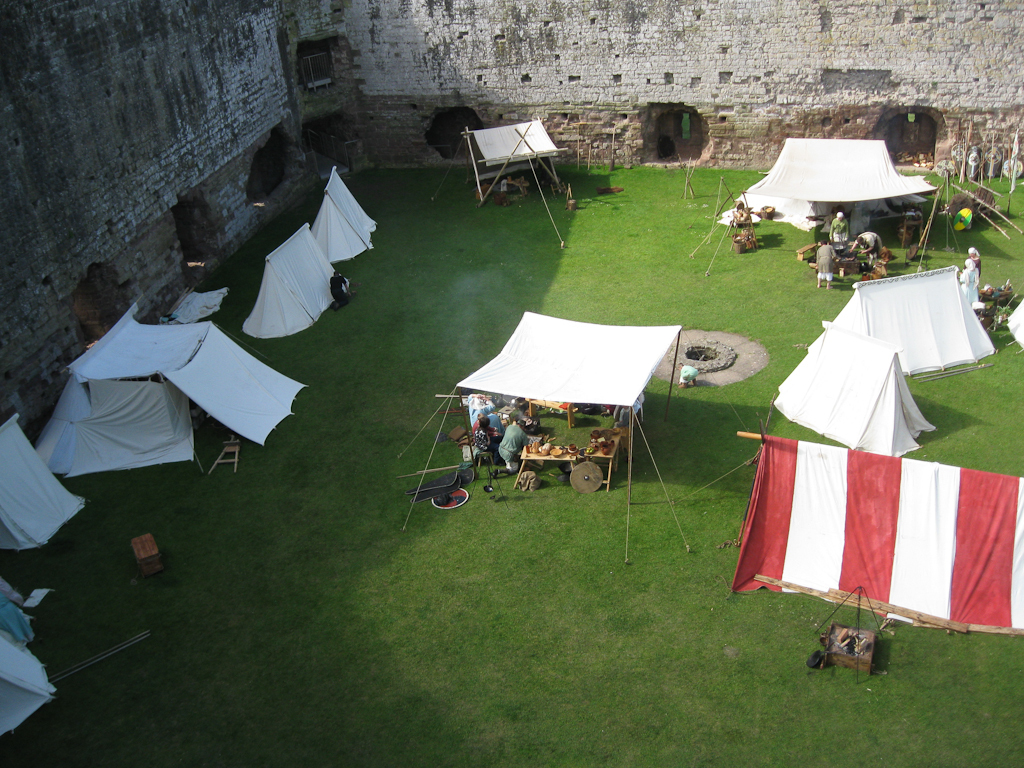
3, 0, 1024, 434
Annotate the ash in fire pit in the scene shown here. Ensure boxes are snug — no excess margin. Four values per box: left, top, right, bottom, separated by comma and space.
682, 340, 737, 373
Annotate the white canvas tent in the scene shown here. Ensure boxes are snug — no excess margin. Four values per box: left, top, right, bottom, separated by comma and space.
831, 266, 995, 375
775, 323, 934, 457
35, 378, 193, 477
457, 312, 681, 408
47, 305, 304, 453
0, 634, 54, 734
1007, 299, 1024, 346
465, 120, 564, 197
0, 415, 84, 549
243, 224, 335, 339
310, 167, 376, 262
737, 138, 935, 232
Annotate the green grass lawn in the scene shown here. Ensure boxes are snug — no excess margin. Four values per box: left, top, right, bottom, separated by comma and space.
5, 164, 1024, 766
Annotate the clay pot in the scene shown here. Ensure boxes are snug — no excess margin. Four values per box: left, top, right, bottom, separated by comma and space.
591, 430, 602, 440
601, 445, 612, 455
568, 444, 577, 452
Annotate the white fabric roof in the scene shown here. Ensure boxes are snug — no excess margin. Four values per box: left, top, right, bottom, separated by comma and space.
243, 224, 335, 339
35, 379, 193, 478
0, 634, 54, 734
775, 323, 934, 457
324, 167, 375, 247
0, 415, 84, 550
1008, 299, 1024, 346
457, 312, 681, 407
831, 266, 995, 375
311, 194, 367, 263
747, 139, 935, 202
471, 120, 562, 166
67, 306, 304, 445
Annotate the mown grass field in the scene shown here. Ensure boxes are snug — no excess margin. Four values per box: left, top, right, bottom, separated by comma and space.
4, 163, 1024, 767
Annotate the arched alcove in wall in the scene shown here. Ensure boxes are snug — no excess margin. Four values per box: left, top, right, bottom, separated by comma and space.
71, 263, 134, 344
246, 127, 288, 201
875, 108, 942, 160
425, 107, 483, 159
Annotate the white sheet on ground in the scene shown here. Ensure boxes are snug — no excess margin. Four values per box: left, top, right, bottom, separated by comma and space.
167, 288, 229, 324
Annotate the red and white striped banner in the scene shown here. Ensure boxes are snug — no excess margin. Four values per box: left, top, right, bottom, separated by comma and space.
733, 437, 1024, 629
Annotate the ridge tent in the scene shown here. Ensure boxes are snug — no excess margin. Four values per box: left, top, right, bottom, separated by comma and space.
35, 378, 193, 478
465, 120, 564, 201
52, 304, 304, 449
735, 138, 935, 232
0, 415, 84, 550
0, 634, 55, 734
243, 223, 335, 339
733, 436, 1024, 632
1007, 298, 1024, 346
310, 167, 376, 262
831, 266, 994, 375
775, 323, 934, 457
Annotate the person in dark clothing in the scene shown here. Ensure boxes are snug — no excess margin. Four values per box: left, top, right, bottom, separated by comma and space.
330, 273, 352, 310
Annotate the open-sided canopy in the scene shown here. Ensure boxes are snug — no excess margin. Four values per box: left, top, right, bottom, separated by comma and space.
469, 120, 562, 166
68, 306, 304, 445
831, 266, 994, 375
775, 323, 934, 457
0, 415, 84, 550
0, 634, 54, 733
457, 313, 681, 407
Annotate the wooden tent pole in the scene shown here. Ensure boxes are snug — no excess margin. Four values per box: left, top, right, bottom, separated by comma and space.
625, 407, 634, 563
464, 128, 484, 201
477, 133, 528, 207
950, 182, 1023, 234
664, 330, 681, 422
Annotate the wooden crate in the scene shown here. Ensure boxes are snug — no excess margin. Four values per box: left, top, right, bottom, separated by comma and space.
823, 622, 875, 673
131, 533, 164, 577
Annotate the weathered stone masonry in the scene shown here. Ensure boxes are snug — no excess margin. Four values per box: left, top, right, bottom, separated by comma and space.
2, 0, 1023, 433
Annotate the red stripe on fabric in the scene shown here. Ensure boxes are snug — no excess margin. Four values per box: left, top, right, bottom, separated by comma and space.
732, 436, 799, 592
839, 449, 902, 603
950, 468, 1019, 626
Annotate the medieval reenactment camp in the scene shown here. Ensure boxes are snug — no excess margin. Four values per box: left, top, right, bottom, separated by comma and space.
4, 2, 1024, 766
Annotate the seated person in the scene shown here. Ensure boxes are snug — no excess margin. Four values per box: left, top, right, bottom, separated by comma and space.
330, 273, 352, 310
829, 211, 849, 251
467, 394, 506, 436
497, 419, 531, 474
852, 232, 883, 265
473, 413, 503, 462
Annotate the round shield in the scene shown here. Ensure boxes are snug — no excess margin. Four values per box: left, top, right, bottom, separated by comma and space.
432, 488, 469, 509
570, 461, 604, 493
953, 208, 973, 231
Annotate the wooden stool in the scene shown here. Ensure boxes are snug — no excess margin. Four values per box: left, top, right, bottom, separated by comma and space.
209, 435, 241, 474
131, 533, 164, 577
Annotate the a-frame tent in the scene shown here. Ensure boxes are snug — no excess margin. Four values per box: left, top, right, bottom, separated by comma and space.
310, 167, 376, 262
775, 323, 934, 457
0, 634, 55, 734
831, 266, 994, 375
0, 414, 85, 549
465, 120, 565, 205
243, 223, 335, 339
737, 138, 935, 232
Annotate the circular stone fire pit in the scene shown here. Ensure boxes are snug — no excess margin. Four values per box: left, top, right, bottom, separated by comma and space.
653, 331, 769, 387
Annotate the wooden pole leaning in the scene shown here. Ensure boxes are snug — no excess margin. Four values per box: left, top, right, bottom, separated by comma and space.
664, 329, 681, 422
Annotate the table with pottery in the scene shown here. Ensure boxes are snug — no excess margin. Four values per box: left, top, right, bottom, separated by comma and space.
514, 428, 626, 493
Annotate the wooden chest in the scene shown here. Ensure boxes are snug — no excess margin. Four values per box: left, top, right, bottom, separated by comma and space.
131, 534, 164, 577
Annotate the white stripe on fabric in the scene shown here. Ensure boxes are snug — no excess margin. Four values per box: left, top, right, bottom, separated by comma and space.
781, 441, 849, 592
1011, 478, 1024, 628
888, 459, 960, 619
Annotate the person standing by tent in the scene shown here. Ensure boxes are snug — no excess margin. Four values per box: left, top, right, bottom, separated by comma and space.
816, 242, 837, 290
852, 231, 883, 265
968, 246, 982, 278
829, 211, 849, 252
960, 258, 980, 304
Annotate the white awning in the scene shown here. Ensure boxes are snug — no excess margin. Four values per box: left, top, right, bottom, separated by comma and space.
470, 120, 563, 166
458, 313, 680, 407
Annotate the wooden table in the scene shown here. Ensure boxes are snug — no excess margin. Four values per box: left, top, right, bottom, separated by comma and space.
526, 399, 576, 428
514, 432, 625, 492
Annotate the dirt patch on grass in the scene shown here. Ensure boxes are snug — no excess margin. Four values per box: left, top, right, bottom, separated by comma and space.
653, 330, 769, 387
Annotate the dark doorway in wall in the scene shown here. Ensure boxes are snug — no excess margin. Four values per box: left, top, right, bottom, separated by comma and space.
879, 110, 938, 157
171, 190, 216, 279
297, 37, 336, 91
303, 113, 358, 173
246, 127, 287, 201
644, 104, 706, 162
426, 107, 482, 159
71, 263, 134, 344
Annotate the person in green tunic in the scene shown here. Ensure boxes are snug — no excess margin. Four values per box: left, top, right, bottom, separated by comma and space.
498, 420, 531, 473
828, 211, 849, 251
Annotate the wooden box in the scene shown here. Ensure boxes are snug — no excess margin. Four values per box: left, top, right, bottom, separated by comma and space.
822, 622, 875, 673
131, 533, 164, 577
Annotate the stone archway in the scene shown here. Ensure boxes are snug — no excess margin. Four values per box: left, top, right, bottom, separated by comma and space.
874, 108, 944, 162
71, 263, 134, 344
425, 107, 483, 159
246, 127, 288, 201
644, 104, 707, 163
